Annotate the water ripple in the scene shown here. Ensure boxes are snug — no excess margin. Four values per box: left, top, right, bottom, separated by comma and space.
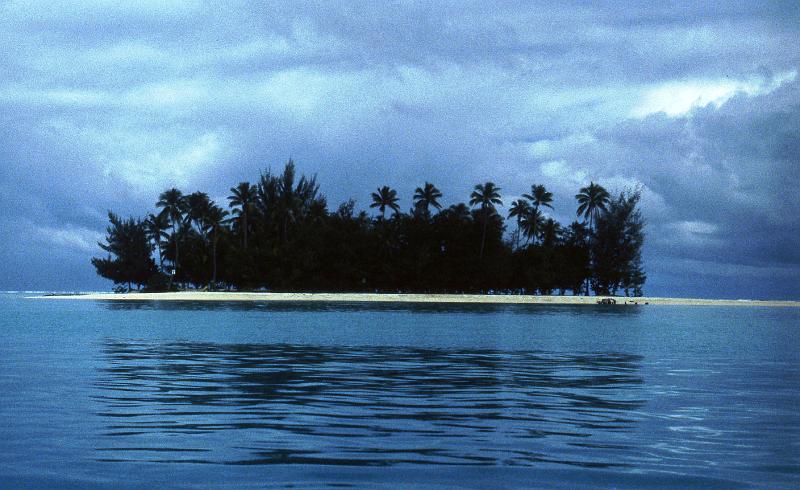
93, 341, 646, 467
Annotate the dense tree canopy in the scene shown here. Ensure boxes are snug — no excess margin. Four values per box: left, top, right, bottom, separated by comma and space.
592, 190, 647, 296
92, 160, 646, 296
91, 213, 157, 291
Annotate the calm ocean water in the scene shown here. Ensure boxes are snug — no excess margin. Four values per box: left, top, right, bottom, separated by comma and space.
1, 292, 798, 489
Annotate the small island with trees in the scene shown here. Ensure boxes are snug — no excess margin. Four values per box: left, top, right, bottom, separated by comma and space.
91, 160, 646, 298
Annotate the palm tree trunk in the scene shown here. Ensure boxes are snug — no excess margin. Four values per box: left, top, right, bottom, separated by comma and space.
174, 225, 180, 273
585, 211, 594, 296
167, 222, 178, 291
480, 210, 488, 259
211, 231, 218, 289
243, 212, 248, 250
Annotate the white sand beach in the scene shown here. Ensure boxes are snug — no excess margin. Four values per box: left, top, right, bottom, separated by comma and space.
37, 291, 800, 307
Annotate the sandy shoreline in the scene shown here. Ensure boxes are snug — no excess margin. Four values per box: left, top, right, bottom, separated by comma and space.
34, 291, 800, 307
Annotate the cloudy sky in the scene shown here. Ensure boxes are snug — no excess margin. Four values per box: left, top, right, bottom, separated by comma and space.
1, 1, 798, 298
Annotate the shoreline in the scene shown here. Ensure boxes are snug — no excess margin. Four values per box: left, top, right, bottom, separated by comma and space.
33, 291, 800, 307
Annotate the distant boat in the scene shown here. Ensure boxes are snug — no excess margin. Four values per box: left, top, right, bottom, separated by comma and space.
597, 298, 617, 305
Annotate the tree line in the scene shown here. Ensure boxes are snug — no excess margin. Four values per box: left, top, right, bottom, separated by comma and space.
92, 159, 646, 296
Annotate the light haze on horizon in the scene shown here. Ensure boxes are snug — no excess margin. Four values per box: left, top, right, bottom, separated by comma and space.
0, 1, 798, 299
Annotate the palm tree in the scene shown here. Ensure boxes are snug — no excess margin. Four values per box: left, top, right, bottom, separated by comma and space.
539, 218, 562, 248
185, 191, 211, 236
520, 206, 543, 246
228, 182, 257, 249
156, 188, 186, 288
575, 181, 610, 232
144, 212, 170, 269
507, 199, 531, 250
523, 184, 554, 212
575, 182, 610, 295
522, 184, 553, 244
370, 186, 400, 219
469, 182, 502, 258
202, 203, 229, 289
413, 182, 443, 215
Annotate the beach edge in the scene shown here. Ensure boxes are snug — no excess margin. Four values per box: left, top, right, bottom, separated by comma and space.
32, 291, 800, 307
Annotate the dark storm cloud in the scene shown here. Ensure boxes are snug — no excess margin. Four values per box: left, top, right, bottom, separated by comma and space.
0, 1, 797, 296
610, 81, 800, 267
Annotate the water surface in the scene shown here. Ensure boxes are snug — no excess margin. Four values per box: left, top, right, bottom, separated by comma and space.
1, 293, 798, 488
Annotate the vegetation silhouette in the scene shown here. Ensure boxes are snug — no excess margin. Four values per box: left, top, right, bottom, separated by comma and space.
228, 182, 257, 250
92, 160, 645, 296
370, 186, 400, 219
91, 213, 157, 291
469, 182, 503, 259
507, 199, 530, 250
413, 182, 443, 216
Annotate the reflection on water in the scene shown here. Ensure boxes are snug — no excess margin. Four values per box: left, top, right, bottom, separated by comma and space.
94, 340, 645, 467
100, 299, 645, 317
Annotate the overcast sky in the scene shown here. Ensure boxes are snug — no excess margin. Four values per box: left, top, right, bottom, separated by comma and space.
1, 1, 798, 298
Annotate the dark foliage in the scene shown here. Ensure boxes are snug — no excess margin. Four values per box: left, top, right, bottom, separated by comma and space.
92, 160, 645, 296
591, 190, 647, 296
91, 213, 157, 290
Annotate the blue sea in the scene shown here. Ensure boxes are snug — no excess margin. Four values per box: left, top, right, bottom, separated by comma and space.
1, 292, 799, 489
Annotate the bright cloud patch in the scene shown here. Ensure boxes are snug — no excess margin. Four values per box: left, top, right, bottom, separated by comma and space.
108, 132, 226, 193
665, 220, 723, 247
527, 133, 597, 160
631, 71, 797, 118
539, 160, 587, 186
35, 224, 104, 254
